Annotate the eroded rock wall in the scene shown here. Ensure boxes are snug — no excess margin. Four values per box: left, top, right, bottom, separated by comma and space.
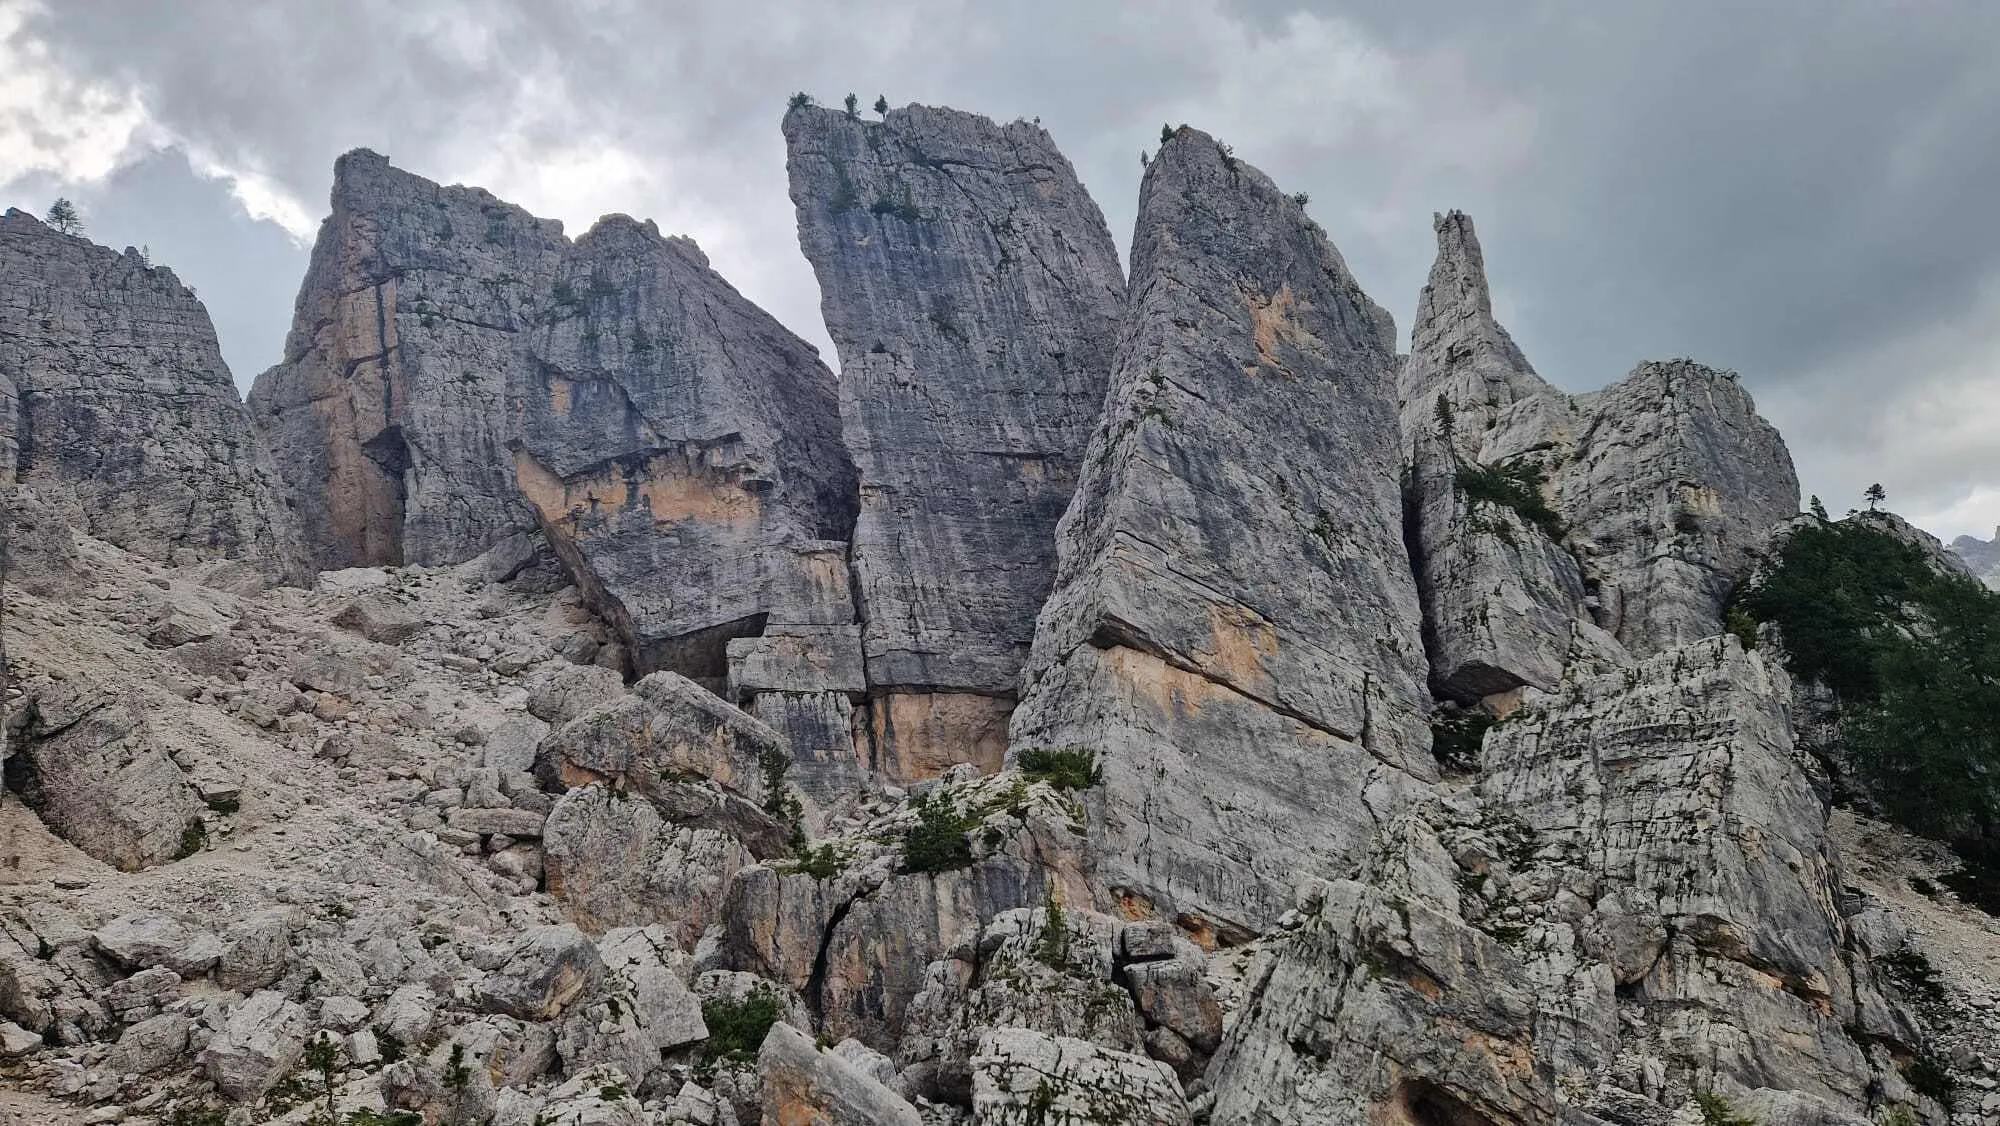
0, 209, 304, 581
783, 102, 1125, 778
1011, 128, 1431, 936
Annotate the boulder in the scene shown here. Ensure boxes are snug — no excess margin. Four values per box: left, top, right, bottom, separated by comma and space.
13, 683, 205, 870
555, 927, 707, 1090
93, 914, 222, 977
216, 910, 296, 992
201, 990, 308, 1101
105, 1011, 189, 1074
525, 662, 627, 726
474, 925, 603, 1021
759, 1020, 923, 1126
970, 1028, 1189, 1126
331, 592, 428, 643
543, 784, 753, 946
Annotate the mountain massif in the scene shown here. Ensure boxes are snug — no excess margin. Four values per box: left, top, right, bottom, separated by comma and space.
0, 100, 1996, 1126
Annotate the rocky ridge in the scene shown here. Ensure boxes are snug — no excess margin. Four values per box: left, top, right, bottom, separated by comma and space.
0, 208, 305, 585
1401, 212, 1798, 705
0, 100, 1993, 1126
249, 152, 856, 687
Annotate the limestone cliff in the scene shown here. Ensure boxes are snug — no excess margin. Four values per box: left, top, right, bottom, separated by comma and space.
251, 153, 856, 683
0, 209, 304, 582
1400, 213, 1797, 688
1010, 127, 1430, 937
250, 149, 566, 570
783, 102, 1126, 780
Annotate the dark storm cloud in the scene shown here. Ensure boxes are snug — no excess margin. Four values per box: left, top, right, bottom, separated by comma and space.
5, 0, 1997, 535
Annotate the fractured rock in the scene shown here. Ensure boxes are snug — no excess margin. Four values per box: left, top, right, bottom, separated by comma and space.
511, 215, 856, 681
1011, 126, 1430, 935
0, 209, 305, 580
783, 101, 1125, 771
474, 924, 604, 1021
201, 990, 308, 1101
543, 783, 754, 946
971, 1027, 1189, 1126
759, 1020, 923, 1126
93, 913, 222, 977
11, 683, 206, 870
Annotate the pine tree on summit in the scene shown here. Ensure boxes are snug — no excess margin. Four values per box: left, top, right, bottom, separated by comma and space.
1865, 482, 1886, 510
45, 197, 82, 235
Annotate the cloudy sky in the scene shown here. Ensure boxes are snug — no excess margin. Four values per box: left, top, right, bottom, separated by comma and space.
3, 0, 1996, 541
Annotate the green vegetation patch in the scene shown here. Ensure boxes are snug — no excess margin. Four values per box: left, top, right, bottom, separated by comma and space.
902, 790, 976, 873
1016, 746, 1103, 791
701, 989, 782, 1062
1454, 458, 1566, 540
1737, 517, 2000, 846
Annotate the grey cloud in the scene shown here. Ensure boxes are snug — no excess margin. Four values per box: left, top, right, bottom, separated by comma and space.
8, 0, 1998, 535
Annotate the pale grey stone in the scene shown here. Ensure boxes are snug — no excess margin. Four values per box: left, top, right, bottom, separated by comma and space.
93, 914, 221, 977
474, 924, 603, 1021
105, 1011, 188, 1074
0, 209, 305, 581
759, 1021, 923, 1126
1010, 127, 1430, 937
970, 1028, 1188, 1126
783, 101, 1125, 765
14, 684, 204, 871
200, 990, 308, 1101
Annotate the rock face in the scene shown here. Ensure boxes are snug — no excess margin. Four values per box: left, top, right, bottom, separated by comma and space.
1010, 127, 1431, 936
1399, 213, 1612, 701
782, 102, 1126, 778
1205, 638, 1912, 1125
251, 152, 855, 680
249, 150, 563, 570
510, 215, 856, 681
8, 682, 204, 870
759, 1020, 925, 1125
1399, 212, 1798, 679
1556, 360, 1799, 655
0, 209, 304, 581
1950, 527, 2000, 590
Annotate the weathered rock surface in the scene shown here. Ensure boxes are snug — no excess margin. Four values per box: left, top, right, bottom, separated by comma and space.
1949, 526, 2000, 590
783, 101, 1126, 775
0, 209, 304, 580
1398, 213, 1799, 668
543, 783, 752, 946
511, 215, 856, 680
1399, 214, 1617, 700
971, 1028, 1189, 1126
475, 924, 605, 1021
1010, 127, 1430, 936
1555, 361, 1799, 655
10, 682, 204, 870
1205, 638, 1917, 1125
200, 990, 309, 1101
249, 149, 562, 569
555, 926, 707, 1089
760, 1020, 925, 1125
252, 152, 856, 681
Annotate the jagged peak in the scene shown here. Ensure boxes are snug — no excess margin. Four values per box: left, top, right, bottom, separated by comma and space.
1400, 209, 1551, 439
